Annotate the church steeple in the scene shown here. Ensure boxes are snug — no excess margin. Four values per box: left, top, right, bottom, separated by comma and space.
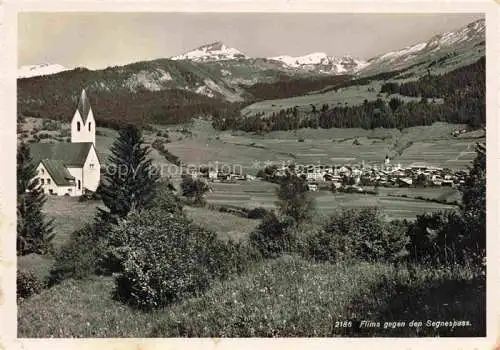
77, 89, 91, 124
71, 89, 96, 145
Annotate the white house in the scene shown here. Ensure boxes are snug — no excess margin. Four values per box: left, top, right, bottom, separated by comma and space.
208, 169, 218, 180
29, 89, 101, 196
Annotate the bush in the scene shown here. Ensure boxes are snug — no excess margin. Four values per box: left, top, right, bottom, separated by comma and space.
406, 211, 474, 265
249, 211, 297, 258
306, 207, 409, 263
41, 119, 60, 131
48, 225, 107, 286
17, 269, 45, 300
180, 175, 210, 205
109, 208, 249, 310
150, 180, 183, 215
247, 207, 269, 219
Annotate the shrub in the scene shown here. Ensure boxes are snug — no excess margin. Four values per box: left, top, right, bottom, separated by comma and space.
298, 138, 304, 142
17, 269, 45, 300
406, 211, 473, 265
275, 171, 315, 227
249, 211, 297, 258
180, 175, 210, 205
150, 180, 183, 216
247, 207, 269, 219
307, 207, 409, 263
41, 119, 60, 131
48, 224, 107, 286
109, 208, 249, 310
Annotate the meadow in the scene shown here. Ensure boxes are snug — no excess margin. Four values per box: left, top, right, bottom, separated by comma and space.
205, 181, 458, 221
240, 81, 443, 118
18, 255, 484, 337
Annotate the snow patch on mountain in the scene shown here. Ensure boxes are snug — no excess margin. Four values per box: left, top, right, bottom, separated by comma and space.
172, 41, 247, 62
18, 64, 69, 78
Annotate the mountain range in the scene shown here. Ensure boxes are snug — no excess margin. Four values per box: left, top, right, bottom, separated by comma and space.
17, 18, 485, 105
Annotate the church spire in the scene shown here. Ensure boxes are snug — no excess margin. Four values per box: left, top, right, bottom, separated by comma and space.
77, 89, 91, 124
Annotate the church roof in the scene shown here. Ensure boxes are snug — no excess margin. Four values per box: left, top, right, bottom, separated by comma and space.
29, 142, 93, 167
77, 89, 92, 124
40, 159, 75, 186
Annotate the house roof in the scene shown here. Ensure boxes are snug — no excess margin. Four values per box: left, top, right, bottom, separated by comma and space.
29, 142, 93, 167
77, 89, 92, 124
41, 159, 75, 186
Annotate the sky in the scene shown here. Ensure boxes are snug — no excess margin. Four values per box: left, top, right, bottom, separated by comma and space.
18, 12, 484, 69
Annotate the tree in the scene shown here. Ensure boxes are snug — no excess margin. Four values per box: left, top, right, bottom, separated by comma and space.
17, 142, 54, 255
275, 170, 315, 227
459, 142, 486, 262
388, 97, 403, 113
180, 175, 210, 205
97, 124, 160, 224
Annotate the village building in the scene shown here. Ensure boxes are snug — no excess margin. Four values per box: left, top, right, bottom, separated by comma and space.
29, 89, 101, 197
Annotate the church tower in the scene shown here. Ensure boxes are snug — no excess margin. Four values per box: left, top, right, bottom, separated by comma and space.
71, 89, 96, 145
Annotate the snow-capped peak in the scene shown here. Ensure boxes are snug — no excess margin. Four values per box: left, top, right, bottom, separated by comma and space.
269, 52, 329, 67
18, 63, 69, 79
268, 53, 367, 74
171, 41, 247, 62
364, 18, 485, 69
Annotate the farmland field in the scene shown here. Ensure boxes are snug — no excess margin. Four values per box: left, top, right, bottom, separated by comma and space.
157, 120, 484, 176
240, 82, 442, 118
183, 206, 260, 241
204, 181, 458, 221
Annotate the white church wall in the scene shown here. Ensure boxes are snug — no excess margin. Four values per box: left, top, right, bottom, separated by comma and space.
67, 167, 84, 196
82, 145, 101, 192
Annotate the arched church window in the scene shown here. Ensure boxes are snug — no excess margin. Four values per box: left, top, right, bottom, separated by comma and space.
77, 121, 81, 131
88, 122, 91, 131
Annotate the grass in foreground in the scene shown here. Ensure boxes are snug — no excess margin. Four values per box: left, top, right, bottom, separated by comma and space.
18, 255, 484, 338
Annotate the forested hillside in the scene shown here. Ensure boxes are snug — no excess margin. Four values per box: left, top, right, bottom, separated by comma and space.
214, 57, 485, 132
17, 66, 247, 128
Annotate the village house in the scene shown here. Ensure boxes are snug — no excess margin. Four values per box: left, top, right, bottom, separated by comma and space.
28, 89, 101, 196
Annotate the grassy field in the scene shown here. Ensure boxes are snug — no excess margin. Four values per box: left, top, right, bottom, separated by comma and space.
43, 197, 103, 248
18, 255, 485, 337
376, 187, 462, 203
204, 181, 458, 221
240, 81, 440, 118
42, 195, 259, 247
183, 206, 260, 241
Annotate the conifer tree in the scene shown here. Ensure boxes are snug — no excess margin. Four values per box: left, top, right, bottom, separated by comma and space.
17, 142, 54, 255
97, 124, 160, 224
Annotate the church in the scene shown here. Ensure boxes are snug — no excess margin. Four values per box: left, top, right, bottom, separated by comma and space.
29, 89, 101, 196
